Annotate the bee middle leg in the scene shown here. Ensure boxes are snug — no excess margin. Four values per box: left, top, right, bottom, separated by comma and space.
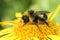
39, 17, 49, 26
33, 18, 41, 31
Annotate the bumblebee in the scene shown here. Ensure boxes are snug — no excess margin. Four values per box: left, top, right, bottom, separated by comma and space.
22, 10, 50, 27
28, 10, 50, 26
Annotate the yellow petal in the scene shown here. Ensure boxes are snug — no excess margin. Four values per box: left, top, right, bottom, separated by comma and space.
0, 21, 14, 26
48, 5, 60, 21
0, 33, 17, 40
48, 12, 53, 19
15, 12, 22, 18
47, 35, 60, 40
32, 37, 39, 40
0, 28, 13, 35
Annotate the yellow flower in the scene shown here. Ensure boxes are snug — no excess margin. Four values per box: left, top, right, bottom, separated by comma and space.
45, 35, 60, 40
0, 5, 60, 40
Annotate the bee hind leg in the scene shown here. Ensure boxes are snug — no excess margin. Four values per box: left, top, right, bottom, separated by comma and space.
44, 20, 49, 27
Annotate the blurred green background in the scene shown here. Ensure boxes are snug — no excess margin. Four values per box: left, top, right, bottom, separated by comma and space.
0, 0, 60, 30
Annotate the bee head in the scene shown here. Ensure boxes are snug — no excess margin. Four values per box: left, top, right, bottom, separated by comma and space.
28, 10, 34, 15
22, 15, 29, 24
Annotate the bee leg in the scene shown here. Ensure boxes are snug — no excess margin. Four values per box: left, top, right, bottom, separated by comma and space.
44, 14, 47, 20
22, 22, 28, 27
35, 23, 40, 30
43, 14, 49, 26
33, 19, 41, 31
39, 17, 49, 26
39, 15, 48, 26
44, 20, 49, 26
35, 22, 43, 33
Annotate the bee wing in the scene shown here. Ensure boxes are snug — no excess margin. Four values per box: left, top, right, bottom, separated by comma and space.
35, 11, 50, 15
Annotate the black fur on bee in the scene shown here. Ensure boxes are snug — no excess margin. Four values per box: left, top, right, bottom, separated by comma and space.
36, 11, 50, 20
28, 10, 39, 25
28, 10, 50, 26
22, 10, 50, 27
22, 15, 29, 24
